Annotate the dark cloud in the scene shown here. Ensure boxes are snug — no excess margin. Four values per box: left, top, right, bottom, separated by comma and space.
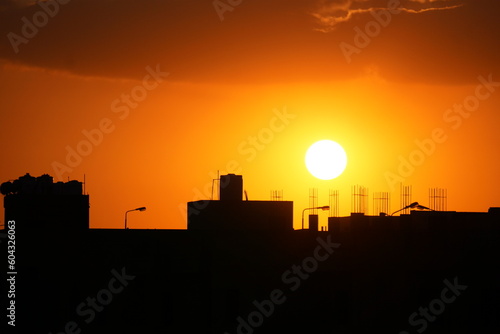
0, 0, 498, 84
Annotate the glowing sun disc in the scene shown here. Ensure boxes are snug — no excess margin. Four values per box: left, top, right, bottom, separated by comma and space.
305, 140, 347, 180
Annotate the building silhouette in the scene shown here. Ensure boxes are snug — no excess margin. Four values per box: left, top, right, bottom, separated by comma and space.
1, 173, 499, 334
1, 173, 89, 231
188, 174, 293, 231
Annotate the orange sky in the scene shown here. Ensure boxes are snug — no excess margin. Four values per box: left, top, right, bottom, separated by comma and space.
1, 0, 499, 229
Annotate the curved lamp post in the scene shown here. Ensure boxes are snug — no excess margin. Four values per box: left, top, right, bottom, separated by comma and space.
301, 205, 329, 230
390, 202, 434, 216
391, 202, 418, 216
125, 207, 146, 229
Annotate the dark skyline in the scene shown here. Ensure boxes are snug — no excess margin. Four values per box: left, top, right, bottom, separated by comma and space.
1, 0, 499, 229
2, 173, 500, 333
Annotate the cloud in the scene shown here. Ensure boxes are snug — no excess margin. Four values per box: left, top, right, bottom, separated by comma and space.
0, 0, 497, 85
312, 0, 464, 32
0, 0, 35, 10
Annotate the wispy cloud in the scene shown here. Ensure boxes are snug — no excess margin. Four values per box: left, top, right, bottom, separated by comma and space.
0, 0, 35, 10
312, 0, 464, 32
0, 0, 494, 85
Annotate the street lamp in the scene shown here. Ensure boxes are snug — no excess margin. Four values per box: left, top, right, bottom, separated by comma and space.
125, 207, 146, 229
390, 202, 434, 216
301, 206, 329, 230
391, 202, 418, 216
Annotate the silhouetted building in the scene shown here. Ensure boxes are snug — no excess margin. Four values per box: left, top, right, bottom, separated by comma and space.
328, 209, 500, 243
2, 173, 500, 334
308, 213, 319, 231
187, 174, 293, 231
1, 173, 89, 231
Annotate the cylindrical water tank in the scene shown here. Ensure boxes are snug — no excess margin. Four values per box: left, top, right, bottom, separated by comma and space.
219, 174, 243, 201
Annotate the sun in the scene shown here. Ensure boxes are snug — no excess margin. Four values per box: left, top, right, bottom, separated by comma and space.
305, 140, 347, 180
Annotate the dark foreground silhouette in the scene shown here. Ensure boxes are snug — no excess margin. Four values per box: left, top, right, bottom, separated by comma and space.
1, 174, 499, 333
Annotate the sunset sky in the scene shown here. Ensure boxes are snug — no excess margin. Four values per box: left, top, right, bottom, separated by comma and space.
1, 0, 499, 229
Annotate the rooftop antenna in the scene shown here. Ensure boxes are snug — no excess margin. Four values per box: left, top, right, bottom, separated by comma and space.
83, 174, 86, 195
270, 190, 283, 201
352, 185, 368, 214
211, 170, 220, 200
329, 189, 339, 217
429, 187, 447, 211
373, 191, 390, 216
309, 188, 318, 214
400, 184, 412, 215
